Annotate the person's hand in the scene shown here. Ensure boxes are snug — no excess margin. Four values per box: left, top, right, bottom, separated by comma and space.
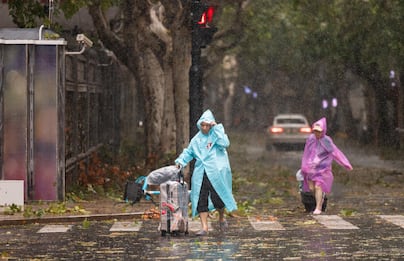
210, 121, 217, 126
176, 164, 182, 169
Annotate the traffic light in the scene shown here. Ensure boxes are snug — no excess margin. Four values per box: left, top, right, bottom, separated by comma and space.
197, 26, 217, 48
191, 2, 217, 48
197, 6, 215, 25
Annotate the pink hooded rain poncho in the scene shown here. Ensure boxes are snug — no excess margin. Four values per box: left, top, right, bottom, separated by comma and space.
300, 117, 352, 193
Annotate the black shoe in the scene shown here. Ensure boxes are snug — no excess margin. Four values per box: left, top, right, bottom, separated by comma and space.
219, 220, 228, 231
196, 230, 208, 236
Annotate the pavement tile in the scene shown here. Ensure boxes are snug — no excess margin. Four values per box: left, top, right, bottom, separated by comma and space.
37, 224, 72, 233
248, 216, 285, 230
312, 215, 360, 229
378, 215, 404, 228
110, 221, 143, 232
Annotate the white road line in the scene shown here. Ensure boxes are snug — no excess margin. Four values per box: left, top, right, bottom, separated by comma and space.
110, 221, 143, 232
37, 224, 72, 233
34, 214, 403, 234
378, 215, 404, 228
312, 215, 359, 229
248, 217, 285, 231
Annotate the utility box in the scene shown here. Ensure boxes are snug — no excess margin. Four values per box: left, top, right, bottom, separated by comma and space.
0, 180, 24, 208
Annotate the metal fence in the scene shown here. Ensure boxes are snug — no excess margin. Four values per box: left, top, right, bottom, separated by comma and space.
64, 52, 120, 190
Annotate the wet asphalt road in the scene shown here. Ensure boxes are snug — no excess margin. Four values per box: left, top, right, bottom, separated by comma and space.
1, 134, 403, 260
1, 210, 403, 260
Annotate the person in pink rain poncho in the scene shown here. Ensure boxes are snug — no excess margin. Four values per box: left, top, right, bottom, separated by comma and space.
301, 117, 353, 215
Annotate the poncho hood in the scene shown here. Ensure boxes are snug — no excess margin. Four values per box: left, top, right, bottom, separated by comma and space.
312, 117, 327, 138
197, 109, 216, 131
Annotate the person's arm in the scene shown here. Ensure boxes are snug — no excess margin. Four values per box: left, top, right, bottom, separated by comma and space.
175, 143, 195, 168
325, 136, 353, 170
210, 123, 230, 148
332, 146, 353, 170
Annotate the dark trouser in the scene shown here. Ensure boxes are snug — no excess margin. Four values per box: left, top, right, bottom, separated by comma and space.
197, 172, 225, 213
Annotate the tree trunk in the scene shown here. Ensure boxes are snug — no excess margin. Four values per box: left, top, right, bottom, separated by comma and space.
172, 28, 191, 155
141, 49, 165, 169
160, 56, 176, 155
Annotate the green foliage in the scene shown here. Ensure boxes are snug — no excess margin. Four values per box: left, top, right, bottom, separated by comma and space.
3, 204, 22, 215
236, 200, 255, 216
339, 208, 357, 217
58, 0, 84, 19
43, 31, 61, 39
82, 218, 91, 229
7, 0, 118, 29
237, 0, 403, 94
21, 202, 89, 218
60, 0, 121, 19
8, 0, 47, 28
1, 251, 10, 258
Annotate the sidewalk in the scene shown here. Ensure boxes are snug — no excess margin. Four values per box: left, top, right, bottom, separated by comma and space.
0, 198, 158, 226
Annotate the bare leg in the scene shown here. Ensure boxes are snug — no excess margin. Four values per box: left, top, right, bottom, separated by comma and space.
217, 208, 228, 231
218, 208, 226, 222
314, 185, 323, 212
308, 180, 315, 192
199, 212, 209, 232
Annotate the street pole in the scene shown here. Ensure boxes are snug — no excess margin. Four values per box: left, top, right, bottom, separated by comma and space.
189, 3, 203, 139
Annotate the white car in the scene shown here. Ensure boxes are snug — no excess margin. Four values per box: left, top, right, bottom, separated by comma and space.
266, 114, 312, 150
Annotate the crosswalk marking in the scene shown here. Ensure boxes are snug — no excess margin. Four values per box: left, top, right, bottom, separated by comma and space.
110, 221, 142, 232
248, 216, 285, 231
312, 215, 359, 229
378, 215, 404, 228
37, 224, 72, 233
33, 214, 404, 233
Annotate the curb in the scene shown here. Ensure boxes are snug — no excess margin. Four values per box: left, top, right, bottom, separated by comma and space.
0, 212, 145, 226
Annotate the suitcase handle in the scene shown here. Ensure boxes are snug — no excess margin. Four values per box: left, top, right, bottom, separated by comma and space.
178, 169, 185, 185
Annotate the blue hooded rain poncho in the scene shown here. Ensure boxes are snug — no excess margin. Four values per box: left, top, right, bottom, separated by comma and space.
175, 109, 237, 217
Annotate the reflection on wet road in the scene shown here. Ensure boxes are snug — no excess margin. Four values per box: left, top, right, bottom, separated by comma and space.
1, 214, 403, 260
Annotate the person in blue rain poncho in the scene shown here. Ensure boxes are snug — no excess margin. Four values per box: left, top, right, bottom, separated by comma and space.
175, 109, 237, 236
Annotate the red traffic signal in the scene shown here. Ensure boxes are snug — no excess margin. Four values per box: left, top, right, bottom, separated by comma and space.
197, 6, 215, 27
191, 2, 217, 48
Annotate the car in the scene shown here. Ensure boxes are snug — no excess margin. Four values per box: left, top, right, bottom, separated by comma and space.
266, 114, 312, 150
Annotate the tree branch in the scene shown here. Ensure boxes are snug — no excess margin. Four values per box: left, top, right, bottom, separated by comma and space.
149, 3, 171, 51
87, 3, 127, 63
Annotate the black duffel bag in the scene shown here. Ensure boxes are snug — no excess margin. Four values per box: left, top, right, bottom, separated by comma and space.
123, 176, 145, 205
300, 192, 327, 212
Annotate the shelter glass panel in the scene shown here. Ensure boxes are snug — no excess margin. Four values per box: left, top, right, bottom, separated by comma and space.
33, 45, 57, 200
2, 45, 28, 189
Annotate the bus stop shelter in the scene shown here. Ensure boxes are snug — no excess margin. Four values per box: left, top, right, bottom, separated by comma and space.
0, 28, 66, 201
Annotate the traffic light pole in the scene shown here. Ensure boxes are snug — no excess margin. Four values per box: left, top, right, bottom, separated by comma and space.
189, 1, 217, 138
189, 12, 203, 139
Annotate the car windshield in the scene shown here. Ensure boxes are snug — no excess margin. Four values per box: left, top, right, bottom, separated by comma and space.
276, 118, 306, 124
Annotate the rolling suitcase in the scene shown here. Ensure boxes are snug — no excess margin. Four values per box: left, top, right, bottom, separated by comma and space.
159, 178, 189, 236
